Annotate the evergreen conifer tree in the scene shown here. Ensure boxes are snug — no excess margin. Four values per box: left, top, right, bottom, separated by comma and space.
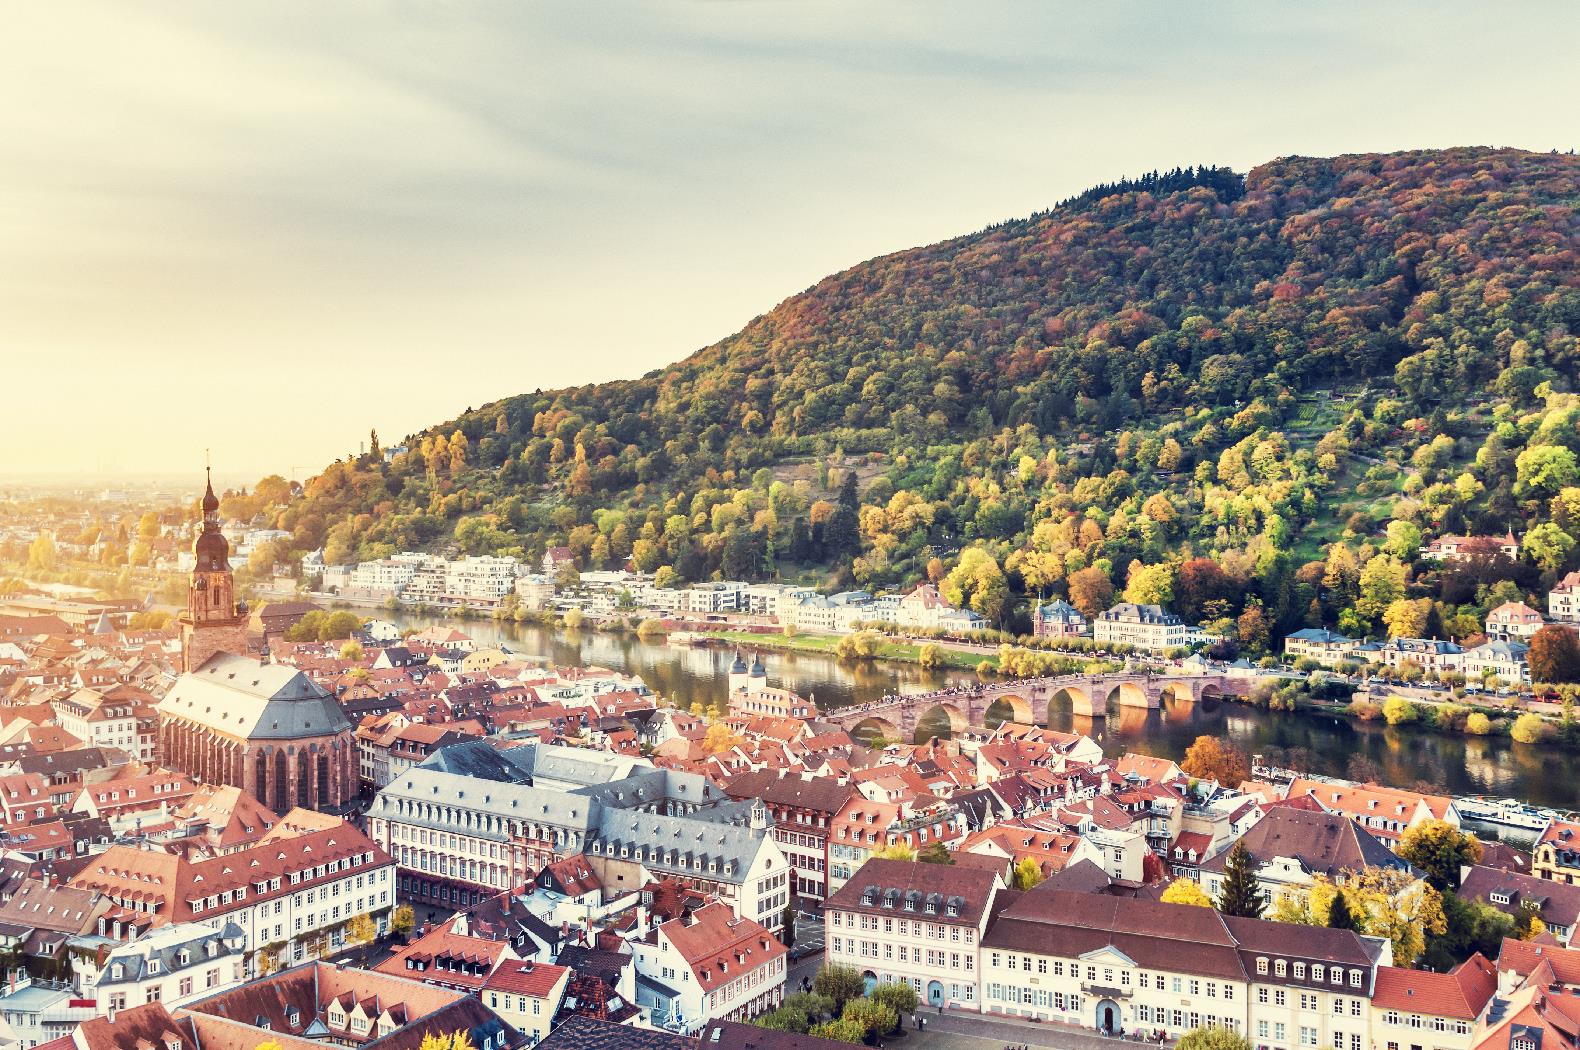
1216, 840, 1265, 918
1326, 889, 1357, 930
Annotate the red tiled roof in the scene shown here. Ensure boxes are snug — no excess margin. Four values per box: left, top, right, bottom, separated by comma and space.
1372, 954, 1496, 1019
481, 960, 570, 998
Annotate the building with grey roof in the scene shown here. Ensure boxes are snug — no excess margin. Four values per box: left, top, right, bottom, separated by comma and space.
90, 921, 247, 1013
368, 742, 789, 933
156, 652, 358, 812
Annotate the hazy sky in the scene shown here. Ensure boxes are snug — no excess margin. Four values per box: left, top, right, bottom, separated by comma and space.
3, 2, 1576, 482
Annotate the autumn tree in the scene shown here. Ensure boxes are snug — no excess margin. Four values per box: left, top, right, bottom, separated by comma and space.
1181, 735, 1250, 786
1530, 625, 1580, 684
1347, 866, 1447, 967
703, 723, 744, 754
1012, 857, 1045, 890
346, 912, 378, 964
1161, 878, 1212, 907
1067, 566, 1115, 619
1397, 820, 1482, 892
1511, 713, 1551, 745
391, 904, 415, 940
872, 842, 916, 861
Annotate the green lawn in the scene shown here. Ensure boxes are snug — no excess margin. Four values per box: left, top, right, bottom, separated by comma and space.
699, 629, 986, 671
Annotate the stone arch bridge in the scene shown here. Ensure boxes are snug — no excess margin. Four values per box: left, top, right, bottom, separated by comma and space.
823, 672, 1241, 741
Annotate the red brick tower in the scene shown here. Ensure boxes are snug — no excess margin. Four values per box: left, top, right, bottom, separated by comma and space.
178, 469, 249, 672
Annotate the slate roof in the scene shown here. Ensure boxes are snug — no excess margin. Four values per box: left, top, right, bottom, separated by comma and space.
723, 770, 854, 815
535, 1015, 688, 1050
593, 805, 768, 883
1198, 805, 1407, 878
157, 652, 349, 740
97, 921, 246, 985
824, 857, 999, 926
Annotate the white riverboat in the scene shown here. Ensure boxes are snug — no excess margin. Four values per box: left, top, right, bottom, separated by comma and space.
1456, 796, 1555, 833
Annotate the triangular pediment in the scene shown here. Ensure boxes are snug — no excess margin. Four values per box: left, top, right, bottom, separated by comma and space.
1078, 945, 1136, 966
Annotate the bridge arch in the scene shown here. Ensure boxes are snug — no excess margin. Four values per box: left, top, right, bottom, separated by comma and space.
850, 716, 901, 744
1104, 681, 1152, 710
1051, 684, 1097, 718
916, 702, 969, 740
984, 692, 1034, 726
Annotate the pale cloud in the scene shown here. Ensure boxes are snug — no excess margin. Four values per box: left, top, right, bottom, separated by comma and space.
1, 1, 1574, 479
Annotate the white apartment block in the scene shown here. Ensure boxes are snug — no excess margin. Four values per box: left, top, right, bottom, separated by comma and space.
1093, 603, 1187, 652
823, 860, 1003, 1011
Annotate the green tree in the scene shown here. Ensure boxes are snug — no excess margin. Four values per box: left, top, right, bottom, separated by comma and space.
1326, 889, 1359, 930
807, 1019, 865, 1044
1516, 445, 1579, 496
813, 964, 867, 1011
1356, 556, 1408, 621
782, 902, 796, 950
841, 997, 897, 1037
917, 841, 953, 864
1383, 520, 1422, 560
1216, 840, 1265, 918
1524, 523, 1577, 573
1176, 1027, 1252, 1050
870, 982, 919, 1020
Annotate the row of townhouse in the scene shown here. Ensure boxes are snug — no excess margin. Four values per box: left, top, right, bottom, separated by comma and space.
826, 857, 1513, 1050
67, 808, 395, 973
1284, 630, 1535, 683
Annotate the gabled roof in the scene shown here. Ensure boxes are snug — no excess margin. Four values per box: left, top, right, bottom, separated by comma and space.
1198, 805, 1407, 878
1372, 954, 1497, 1019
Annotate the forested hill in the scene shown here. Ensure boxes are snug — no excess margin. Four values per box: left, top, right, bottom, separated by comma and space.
237, 146, 1580, 644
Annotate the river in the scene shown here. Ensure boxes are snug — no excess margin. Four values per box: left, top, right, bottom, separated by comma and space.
388, 615, 1580, 812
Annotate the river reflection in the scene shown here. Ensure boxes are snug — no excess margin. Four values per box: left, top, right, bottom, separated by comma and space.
387, 615, 1580, 809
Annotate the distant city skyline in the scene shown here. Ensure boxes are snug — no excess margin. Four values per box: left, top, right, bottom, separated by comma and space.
4, 2, 1577, 479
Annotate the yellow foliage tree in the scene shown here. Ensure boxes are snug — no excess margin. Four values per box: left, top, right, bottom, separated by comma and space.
1269, 869, 1444, 967
1160, 878, 1212, 907
703, 723, 744, 755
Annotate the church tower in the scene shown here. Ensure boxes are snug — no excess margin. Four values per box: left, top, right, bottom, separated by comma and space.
178, 469, 249, 672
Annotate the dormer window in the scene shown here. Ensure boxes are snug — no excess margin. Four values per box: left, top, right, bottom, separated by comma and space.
1274, 960, 1286, 977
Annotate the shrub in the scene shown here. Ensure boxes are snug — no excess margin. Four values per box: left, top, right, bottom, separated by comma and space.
1511, 712, 1552, 745
1383, 696, 1419, 725
1349, 699, 1383, 721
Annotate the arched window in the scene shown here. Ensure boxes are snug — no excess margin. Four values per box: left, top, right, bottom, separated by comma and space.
317, 753, 331, 807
